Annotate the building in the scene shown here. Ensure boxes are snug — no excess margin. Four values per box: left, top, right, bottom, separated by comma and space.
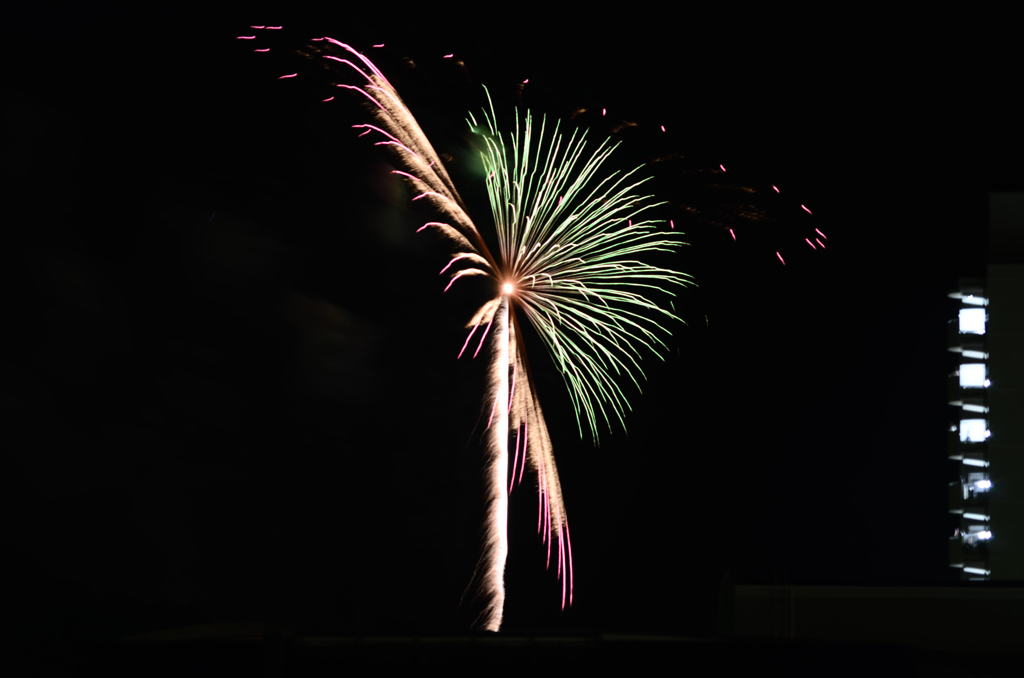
946, 193, 1023, 581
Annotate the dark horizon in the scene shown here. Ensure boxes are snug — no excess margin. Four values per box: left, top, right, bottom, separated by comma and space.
5, 6, 1022, 659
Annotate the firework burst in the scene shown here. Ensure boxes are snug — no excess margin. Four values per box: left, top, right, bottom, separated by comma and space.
262, 33, 693, 631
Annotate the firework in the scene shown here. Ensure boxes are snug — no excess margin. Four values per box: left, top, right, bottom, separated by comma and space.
278, 35, 692, 630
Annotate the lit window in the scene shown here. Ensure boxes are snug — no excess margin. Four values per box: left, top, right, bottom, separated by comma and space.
962, 525, 994, 545
962, 474, 993, 499
959, 419, 991, 443
962, 458, 990, 468
958, 308, 986, 334
959, 364, 988, 388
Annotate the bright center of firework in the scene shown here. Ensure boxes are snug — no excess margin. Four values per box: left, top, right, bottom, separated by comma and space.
501, 282, 516, 296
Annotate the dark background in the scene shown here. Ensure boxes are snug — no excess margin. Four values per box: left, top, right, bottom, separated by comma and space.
4, 2, 1021, 657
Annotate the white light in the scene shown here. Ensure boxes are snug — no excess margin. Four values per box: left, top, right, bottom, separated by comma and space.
963, 567, 991, 575
962, 404, 989, 413
963, 512, 990, 521
974, 479, 993, 491
959, 364, 988, 388
962, 350, 989, 359
962, 295, 989, 307
501, 282, 515, 295
958, 308, 987, 334
959, 418, 991, 443
977, 530, 993, 540
962, 458, 990, 467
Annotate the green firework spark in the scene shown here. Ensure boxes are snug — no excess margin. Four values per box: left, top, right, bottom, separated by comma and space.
468, 89, 694, 442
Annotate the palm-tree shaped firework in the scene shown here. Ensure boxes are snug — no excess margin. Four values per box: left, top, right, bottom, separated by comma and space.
312, 37, 692, 631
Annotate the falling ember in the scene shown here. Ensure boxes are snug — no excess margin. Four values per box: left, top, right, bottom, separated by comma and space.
236, 35, 256, 39
772, 185, 780, 193
249, 25, 265, 29
669, 219, 675, 229
776, 251, 786, 265
815, 227, 827, 240
719, 164, 727, 173
816, 238, 826, 249
322, 96, 335, 102
522, 78, 530, 84
729, 228, 736, 240
372, 43, 385, 48
278, 73, 298, 79
801, 204, 813, 215
659, 124, 666, 132
254, 48, 270, 52
442, 53, 454, 58
601, 107, 607, 116
266, 26, 283, 29
805, 238, 816, 250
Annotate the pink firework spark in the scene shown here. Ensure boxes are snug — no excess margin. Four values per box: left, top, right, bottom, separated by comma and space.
472, 319, 494, 359
510, 426, 522, 493
518, 423, 528, 486
565, 524, 575, 605
800, 204, 813, 215
776, 251, 786, 265
458, 324, 481, 359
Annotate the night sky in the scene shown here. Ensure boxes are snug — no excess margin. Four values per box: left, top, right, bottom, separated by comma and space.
5, 5, 1021, 653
